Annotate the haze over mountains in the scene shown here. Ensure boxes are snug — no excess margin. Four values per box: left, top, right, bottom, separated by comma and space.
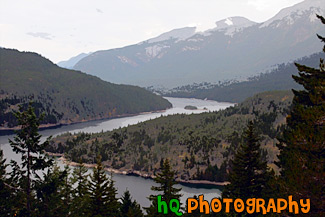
57, 53, 92, 69
163, 52, 322, 102
61, 0, 324, 88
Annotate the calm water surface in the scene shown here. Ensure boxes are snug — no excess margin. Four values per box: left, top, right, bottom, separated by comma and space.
0, 97, 233, 208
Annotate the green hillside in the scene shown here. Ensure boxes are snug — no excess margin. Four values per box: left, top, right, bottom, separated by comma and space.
48, 90, 293, 182
0, 48, 171, 129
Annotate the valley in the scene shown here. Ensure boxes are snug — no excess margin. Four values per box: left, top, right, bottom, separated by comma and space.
0, 0, 324, 215
48, 90, 293, 183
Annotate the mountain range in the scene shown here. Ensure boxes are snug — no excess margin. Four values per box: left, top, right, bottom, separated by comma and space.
60, 0, 325, 88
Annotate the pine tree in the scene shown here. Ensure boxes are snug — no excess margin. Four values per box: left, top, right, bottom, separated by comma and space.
183, 195, 202, 217
276, 14, 325, 216
120, 189, 143, 217
106, 173, 121, 216
146, 159, 182, 217
87, 156, 120, 217
8, 102, 53, 216
59, 165, 73, 216
0, 149, 14, 216
222, 121, 275, 216
34, 164, 68, 217
70, 160, 91, 217
72, 160, 89, 198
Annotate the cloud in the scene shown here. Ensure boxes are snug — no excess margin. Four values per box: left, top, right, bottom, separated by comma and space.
27, 32, 54, 40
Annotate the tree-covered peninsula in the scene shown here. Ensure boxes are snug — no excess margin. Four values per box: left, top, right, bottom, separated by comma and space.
48, 90, 293, 183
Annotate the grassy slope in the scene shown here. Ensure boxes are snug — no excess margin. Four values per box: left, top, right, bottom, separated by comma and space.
0, 48, 171, 128
49, 90, 293, 181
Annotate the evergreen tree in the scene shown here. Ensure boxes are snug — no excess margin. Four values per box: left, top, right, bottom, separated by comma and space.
222, 121, 274, 216
70, 160, 91, 217
0, 149, 14, 216
8, 102, 53, 216
183, 195, 202, 217
276, 15, 325, 216
8, 160, 26, 216
120, 189, 144, 217
106, 173, 121, 216
34, 165, 68, 217
87, 156, 120, 217
59, 165, 73, 216
146, 159, 182, 217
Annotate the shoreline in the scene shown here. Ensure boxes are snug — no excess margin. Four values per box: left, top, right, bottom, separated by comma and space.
0, 108, 168, 136
51, 153, 228, 188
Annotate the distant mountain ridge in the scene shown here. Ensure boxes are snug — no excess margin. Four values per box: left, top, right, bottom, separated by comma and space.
162, 52, 323, 102
71, 0, 324, 88
260, 0, 323, 28
146, 27, 197, 44
0, 48, 171, 129
203, 16, 257, 36
57, 52, 91, 69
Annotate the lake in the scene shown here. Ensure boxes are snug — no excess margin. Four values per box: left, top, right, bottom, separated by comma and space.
0, 97, 234, 208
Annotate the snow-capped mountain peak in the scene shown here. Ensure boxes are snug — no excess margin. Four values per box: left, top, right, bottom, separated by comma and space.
146, 27, 196, 44
203, 17, 257, 36
215, 17, 255, 30
260, 0, 325, 28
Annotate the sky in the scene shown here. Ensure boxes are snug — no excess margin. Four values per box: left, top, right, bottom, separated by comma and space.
0, 0, 304, 63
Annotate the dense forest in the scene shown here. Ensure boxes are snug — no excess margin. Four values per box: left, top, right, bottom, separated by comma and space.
0, 48, 171, 129
48, 90, 293, 182
161, 52, 323, 102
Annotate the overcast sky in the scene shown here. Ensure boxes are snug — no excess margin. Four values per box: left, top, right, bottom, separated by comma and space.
0, 0, 304, 63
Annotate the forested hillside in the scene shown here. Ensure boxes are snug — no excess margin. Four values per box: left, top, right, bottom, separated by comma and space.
48, 90, 293, 182
164, 52, 322, 102
0, 48, 171, 129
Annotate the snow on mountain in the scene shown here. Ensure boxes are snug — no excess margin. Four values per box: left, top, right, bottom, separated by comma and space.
73, 0, 324, 88
145, 44, 170, 58
202, 17, 257, 37
146, 27, 196, 44
225, 18, 234, 26
138, 27, 197, 60
260, 0, 325, 28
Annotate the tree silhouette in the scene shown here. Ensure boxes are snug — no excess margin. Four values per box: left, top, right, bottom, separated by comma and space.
276, 14, 325, 216
120, 189, 143, 217
222, 121, 275, 217
146, 159, 182, 217
0, 149, 14, 216
9, 102, 53, 216
70, 159, 91, 217
87, 156, 120, 216
223, 121, 271, 199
